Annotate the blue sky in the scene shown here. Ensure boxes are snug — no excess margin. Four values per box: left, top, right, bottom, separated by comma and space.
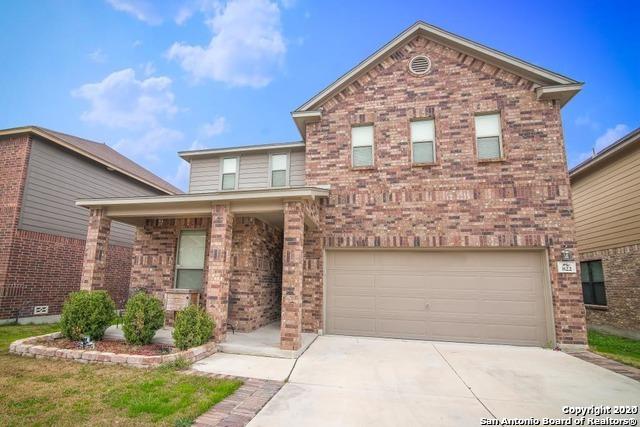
1, 0, 638, 190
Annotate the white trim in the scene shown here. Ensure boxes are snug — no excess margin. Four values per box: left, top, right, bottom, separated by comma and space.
175, 229, 207, 291
474, 112, 504, 161
294, 21, 579, 113
219, 156, 239, 191
179, 142, 304, 159
351, 124, 375, 167
76, 186, 331, 207
410, 119, 436, 164
269, 151, 290, 188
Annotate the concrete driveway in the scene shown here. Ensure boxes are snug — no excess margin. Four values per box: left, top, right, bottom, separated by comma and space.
249, 335, 640, 426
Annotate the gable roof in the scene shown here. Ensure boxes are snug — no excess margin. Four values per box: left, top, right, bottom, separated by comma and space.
0, 126, 182, 194
569, 127, 640, 180
292, 21, 582, 136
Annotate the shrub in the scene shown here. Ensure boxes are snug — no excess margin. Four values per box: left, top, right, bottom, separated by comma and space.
122, 292, 165, 345
60, 291, 115, 341
172, 305, 214, 350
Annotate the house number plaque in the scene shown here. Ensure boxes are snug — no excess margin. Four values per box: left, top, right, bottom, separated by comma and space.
557, 261, 577, 273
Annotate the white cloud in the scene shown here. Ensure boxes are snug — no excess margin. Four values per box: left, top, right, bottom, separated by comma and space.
167, 0, 286, 87
168, 139, 207, 189
594, 124, 630, 152
73, 68, 183, 163
106, 0, 163, 25
88, 49, 107, 63
574, 114, 600, 131
200, 116, 227, 138
132, 40, 143, 48
114, 127, 184, 162
141, 61, 156, 76
72, 68, 177, 130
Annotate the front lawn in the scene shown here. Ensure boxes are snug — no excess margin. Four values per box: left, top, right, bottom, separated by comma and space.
588, 329, 640, 369
0, 323, 241, 426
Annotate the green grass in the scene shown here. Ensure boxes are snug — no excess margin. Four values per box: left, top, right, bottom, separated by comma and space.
0, 322, 60, 353
0, 323, 242, 426
588, 329, 640, 369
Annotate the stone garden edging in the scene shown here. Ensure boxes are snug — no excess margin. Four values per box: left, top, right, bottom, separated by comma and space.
9, 332, 217, 368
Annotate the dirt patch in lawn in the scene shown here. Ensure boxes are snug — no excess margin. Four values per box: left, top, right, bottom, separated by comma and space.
35, 338, 175, 356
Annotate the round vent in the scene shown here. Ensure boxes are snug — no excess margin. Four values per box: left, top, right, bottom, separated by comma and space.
409, 55, 431, 75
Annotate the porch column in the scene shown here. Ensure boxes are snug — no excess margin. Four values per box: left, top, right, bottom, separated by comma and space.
205, 204, 234, 342
281, 200, 305, 350
80, 208, 111, 291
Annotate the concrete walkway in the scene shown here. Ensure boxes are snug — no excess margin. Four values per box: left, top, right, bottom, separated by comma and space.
248, 335, 640, 426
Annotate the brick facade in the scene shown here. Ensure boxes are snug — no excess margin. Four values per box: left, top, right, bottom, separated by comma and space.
229, 217, 283, 332
581, 244, 640, 332
0, 136, 132, 319
129, 215, 282, 333
303, 35, 587, 345
280, 201, 305, 350
80, 209, 112, 291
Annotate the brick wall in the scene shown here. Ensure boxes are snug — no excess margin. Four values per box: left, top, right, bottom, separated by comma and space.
0, 230, 132, 319
304, 35, 587, 345
0, 135, 131, 320
229, 217, 283, 332
130, 216, 282, 332
581, 244, 640, 332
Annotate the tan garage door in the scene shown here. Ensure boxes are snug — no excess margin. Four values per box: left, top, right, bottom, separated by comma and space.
325, 250, 551, 346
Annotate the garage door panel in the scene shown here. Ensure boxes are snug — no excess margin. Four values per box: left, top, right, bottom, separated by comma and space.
326, 250, 549, 346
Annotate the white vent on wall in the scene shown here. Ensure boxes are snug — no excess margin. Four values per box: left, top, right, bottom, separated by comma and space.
409, 55, 432, 75
33, 305, 49, 315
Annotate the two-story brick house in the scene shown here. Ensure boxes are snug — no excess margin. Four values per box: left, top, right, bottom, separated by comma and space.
76, 21, 587, 351
0, 126, 180, 323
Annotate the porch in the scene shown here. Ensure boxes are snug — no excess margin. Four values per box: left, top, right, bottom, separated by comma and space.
76, 187, 328, 352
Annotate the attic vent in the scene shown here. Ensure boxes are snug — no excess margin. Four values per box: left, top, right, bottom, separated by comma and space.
409, 55, 432, 75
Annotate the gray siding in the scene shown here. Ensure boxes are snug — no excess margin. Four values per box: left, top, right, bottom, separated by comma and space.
290, 150, 305, 186
189, 156, 219, 193
20, 138, 160, 246
188, 148, 306, 192
239, 153, 269, 189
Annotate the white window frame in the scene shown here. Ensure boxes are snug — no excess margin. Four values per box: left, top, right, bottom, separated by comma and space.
351, 124, 374, 167
474, 112, 504, 161
410, 119, 436, 164
220, 156, 239, 190
174, 229, 206, 290
269, 152, 290, 188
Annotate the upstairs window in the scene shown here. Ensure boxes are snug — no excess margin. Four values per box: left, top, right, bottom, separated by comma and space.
221, 157, 238, 190
351, 125, 374, 167
271, 153, 288, 187
580, 260, 607, 306
475, 113, 503, 160
411, 119, 436, 164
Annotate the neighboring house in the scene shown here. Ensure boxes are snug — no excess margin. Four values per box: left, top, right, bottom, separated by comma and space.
570, 127, 640, 335
0, 126, 180, 323
76, 21, 587, 350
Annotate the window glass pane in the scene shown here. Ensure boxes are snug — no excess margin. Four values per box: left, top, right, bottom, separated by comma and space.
582, 283, 594, 305
272, 170, 286, 187
580, 262, 590, 282
178, 231, 206, 268
590, 261, 604, 282
352, 125, 373, 147
411, 120, 434, 142
176, 269, 203, 290
271, 154, 287, 171
223, 157, 237, 173
477, 136, 501, 160
353, 146, 373, 166
413, 141, 434, 163
593, 283, 607, 306
475, 114, 501, 138
222, 173, 236, 190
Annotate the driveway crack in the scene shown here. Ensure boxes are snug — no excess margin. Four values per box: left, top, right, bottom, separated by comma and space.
432, 343, 497, 420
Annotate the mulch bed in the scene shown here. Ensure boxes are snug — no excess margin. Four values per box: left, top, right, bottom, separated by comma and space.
36, 337, 175, 356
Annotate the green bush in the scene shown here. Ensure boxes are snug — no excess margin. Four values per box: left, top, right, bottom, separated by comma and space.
60, 291, 115, 341
122, 292, 165, 345
172, 305, 214, 350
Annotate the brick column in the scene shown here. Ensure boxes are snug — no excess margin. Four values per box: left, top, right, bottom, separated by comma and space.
281, 200, 305, 350
205, 204, 234, 342
80, 208, 111, 291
